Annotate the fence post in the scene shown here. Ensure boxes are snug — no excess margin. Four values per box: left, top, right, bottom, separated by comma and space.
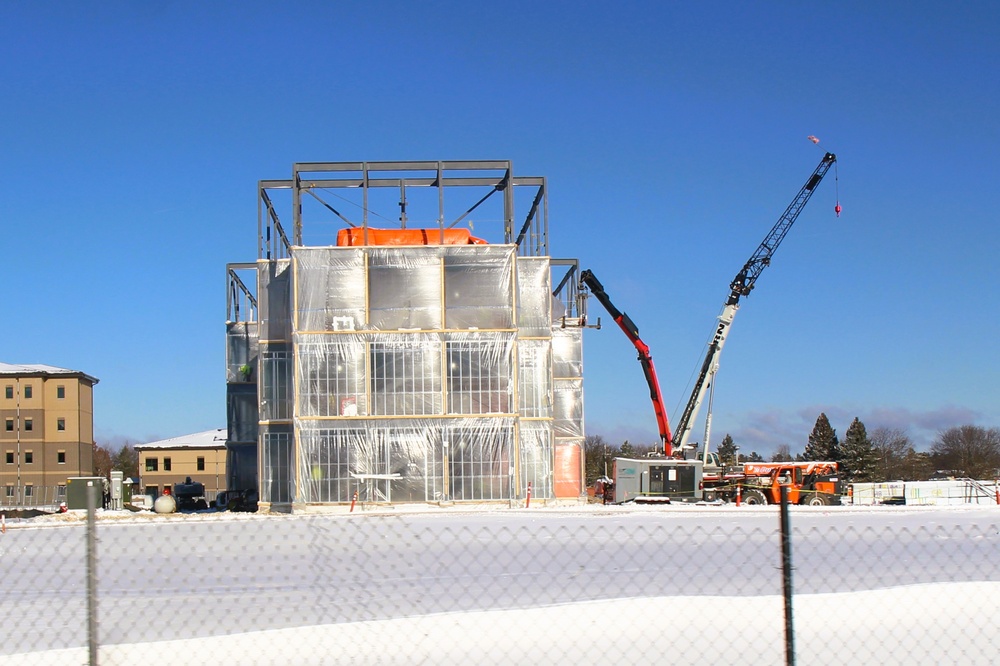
86, 482, 99, 665
779, 485, 795, 666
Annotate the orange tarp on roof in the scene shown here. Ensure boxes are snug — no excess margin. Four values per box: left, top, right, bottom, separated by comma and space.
336, 228, 488, 247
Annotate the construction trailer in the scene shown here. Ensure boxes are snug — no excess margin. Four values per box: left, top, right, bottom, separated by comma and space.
225, 161, 586, 511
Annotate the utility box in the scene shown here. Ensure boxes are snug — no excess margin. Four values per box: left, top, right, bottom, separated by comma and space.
66, 476, 106, 510
109, 471, 123, 511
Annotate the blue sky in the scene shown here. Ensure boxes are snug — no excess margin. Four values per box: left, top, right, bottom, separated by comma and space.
2, 2, 997, 455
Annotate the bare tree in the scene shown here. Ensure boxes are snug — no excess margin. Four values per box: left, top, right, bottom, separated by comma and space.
770, 444, 793, 462
92, 442, 113, 479
930, 425, 1000, 480
870, 427, 913, 481
584, 435, 616, 485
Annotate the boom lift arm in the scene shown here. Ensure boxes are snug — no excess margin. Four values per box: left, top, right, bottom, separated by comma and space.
580, 269, 674, 455
673, 152, 837, 453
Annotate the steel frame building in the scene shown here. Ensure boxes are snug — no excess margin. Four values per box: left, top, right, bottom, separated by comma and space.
226, 160, 585, 511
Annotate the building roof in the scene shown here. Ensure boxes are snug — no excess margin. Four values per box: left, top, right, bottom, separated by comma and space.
0, 362, 99, 385
136, 428, 228, 450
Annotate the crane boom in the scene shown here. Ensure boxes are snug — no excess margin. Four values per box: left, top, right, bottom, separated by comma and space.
580, 269, 674, 455
673, 152, 837, 452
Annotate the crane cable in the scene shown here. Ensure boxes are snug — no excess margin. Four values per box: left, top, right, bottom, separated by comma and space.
834, 160, 842, 217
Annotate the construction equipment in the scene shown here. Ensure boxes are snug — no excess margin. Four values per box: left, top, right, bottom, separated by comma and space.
673, 152, 837, 455
611, 457, 843, 505
579, 269, 674, 455
705, 461, 845, 506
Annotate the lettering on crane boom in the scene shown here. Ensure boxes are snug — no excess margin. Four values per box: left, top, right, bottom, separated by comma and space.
712, 321, 728, 346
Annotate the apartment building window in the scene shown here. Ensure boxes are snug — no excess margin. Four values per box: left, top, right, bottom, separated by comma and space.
57, 386, 65, 399
5, 452, 12, 464
24, 485, 33, 497
24, 419, 32, 432
24, 385, 32, 399
57, 485, 66, 498
5, 486, 13, 498
197, 457, 205, 471
145, 486, 159, 497
145, 457, 158, 472
4, 386, 11, 399
4, 418, 11, 432
25, 452, 33, 464
57, 418, 66, 431
58, 451, 66, 464
164, 457, 172, 471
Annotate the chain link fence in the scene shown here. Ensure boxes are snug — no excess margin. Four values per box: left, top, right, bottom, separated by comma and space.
2, 496, 999, 665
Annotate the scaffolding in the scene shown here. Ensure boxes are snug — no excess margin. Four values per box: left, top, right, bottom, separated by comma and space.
227, 160, 584, 510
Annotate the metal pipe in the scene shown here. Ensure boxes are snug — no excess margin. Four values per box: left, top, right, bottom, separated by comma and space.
780, 484, 795, 666
86, 482, 99, 665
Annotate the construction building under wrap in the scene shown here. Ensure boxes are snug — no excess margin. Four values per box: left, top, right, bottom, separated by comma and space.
225, 161, 586, 512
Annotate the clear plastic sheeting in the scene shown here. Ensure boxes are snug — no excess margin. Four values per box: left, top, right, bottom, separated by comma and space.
298, 418, 515, 503
553, 379, 584, 439
259, 259, 292, 342
260, 345, 293, 422
251, 242, 583, 508
518, 339, 551, 418
516, 257, 551, 337
226, 321, 259, 383
260, 424, 294, 504
552, 327, 583, 379
519, 420, 554, 498
227, 384, 259, 444
294, 249, 366, 332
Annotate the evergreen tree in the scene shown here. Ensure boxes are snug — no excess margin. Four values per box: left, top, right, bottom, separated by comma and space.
112, 442, 140, 480
717, 434, 738, 466
804, 413, 840, 461
841, 418, 877, 482
619, 439, 637, 459
746, 451, 764, 462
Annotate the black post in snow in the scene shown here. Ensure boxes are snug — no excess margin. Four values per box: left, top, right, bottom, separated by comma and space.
780, 484, 795, 666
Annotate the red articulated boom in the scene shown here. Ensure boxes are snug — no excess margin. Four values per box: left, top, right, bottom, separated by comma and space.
579, 270, 674, 456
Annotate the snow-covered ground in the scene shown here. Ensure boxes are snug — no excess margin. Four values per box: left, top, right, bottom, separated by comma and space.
3, 502, 999, 665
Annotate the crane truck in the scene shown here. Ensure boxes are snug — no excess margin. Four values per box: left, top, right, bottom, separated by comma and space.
579, 269, 674, 456
612, 457, 844, 505
673, 152, 837, 457
581, 152, 839, 504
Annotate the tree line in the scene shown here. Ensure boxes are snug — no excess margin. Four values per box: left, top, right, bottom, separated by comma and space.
585, 416, 1000, 486
91, 441, 139, 481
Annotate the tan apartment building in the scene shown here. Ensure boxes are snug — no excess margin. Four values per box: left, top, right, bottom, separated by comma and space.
136, 428, 228, 502
0, 363, 98, 506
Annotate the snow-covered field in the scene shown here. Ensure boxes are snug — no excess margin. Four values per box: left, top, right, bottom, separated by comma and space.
3, 503, 999, 665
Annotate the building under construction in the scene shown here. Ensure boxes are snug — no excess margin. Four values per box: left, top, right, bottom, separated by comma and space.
225, 161, 586, 511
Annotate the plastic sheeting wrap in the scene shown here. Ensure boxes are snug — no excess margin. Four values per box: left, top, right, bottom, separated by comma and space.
260, 423, 294, 504
516, 258, 551, 338
552, 327, 583, 379
259, 259, 292, 342
443, 247, 514, 330
554, 440, 583, 498
227, 384, 259, 443
294, 249, 366, 332
226, 321, 259, 383
518, 339, 551, 418
253, 242, 583, 506
297, 418, 515, 503
519, 420, 554, 499
260, 344, 293, 421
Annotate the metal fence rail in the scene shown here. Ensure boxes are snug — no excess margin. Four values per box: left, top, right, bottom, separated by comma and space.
1, 502, 998, 665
